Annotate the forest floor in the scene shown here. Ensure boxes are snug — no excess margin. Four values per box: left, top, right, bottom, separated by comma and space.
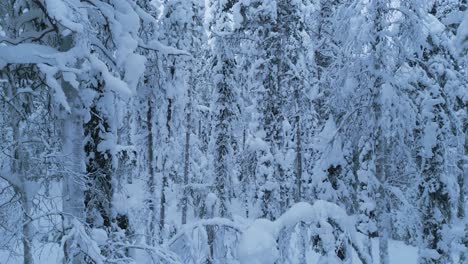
0, 236, 418, 264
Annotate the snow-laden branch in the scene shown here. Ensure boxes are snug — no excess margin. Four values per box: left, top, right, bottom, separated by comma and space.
456, 10, 468, 56
61, 219, 104, 264
0, 28, 56, 45
163, 200, 371, 264
139, 39, 192, 57
165, 217, 244, 248
0, 44, 61, 68
161, 201, 372, 264
113, 243, 183, 264
42, 0, 84, 32
238, 201, 372, 264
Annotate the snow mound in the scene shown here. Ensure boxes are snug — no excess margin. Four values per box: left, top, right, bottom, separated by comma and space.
238, 218, 278, 264
238, 201, 353, 264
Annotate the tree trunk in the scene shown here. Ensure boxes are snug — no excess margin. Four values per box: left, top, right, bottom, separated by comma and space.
372, 3, 389, 263
61, 109, 86, 263
83, 85, 114, 230
20, 192, 34, 264
205, 197, 216, 264
294, 115, 302, 203
375, 105, 390, 264
458, 124, 467, 263
181, 87, 192, 225
159, 99, 173, 243
18, 165, 32, 264
10, 96, 33, 264
58, 34, 86, 262
298, 222, 307, 264
146, 99, 157, 246
159, 174, 167, 244
62, 114, 85, 220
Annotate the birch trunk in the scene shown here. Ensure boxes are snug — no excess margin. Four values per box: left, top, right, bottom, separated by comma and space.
375, 92, 389, 264
20, 192, 33, 264
7, 81, 34, 264
61, 110, 86, 263
61, 112, 85, 220
372, 3, 389, 263
15, 136, 34, 264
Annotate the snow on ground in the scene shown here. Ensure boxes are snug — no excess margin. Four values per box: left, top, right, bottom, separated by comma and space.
0, 236, 419, 264
0, 243, 63, 264
0, 199, 418, 264
0, 193, 419, 264
304, 236, 418, 264
383, 239, 418, 264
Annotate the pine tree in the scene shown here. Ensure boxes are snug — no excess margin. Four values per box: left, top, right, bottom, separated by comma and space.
415, 2, 467, 263
205, 0, 240, 262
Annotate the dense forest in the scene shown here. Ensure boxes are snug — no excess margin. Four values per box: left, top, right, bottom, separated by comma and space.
0, 0, 467, 263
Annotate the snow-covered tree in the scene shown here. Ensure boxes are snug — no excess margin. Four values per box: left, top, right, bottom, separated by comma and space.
0, 0, 466, 263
